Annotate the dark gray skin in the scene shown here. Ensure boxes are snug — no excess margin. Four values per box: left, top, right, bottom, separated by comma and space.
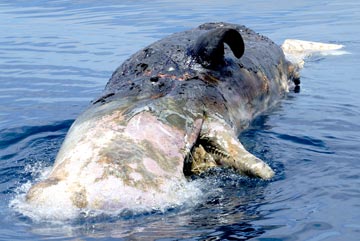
98, 22, 298, 129
25, 22, 299, 213
94, 22, 299, 176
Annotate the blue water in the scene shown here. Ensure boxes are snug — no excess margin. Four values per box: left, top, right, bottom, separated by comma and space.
1, 0, 359, 240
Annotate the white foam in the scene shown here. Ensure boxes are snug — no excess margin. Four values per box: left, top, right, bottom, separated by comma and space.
10, 191, 80, 222
319, 49, 350, 56
10, 171, 205, 222
10, 162, 79, 222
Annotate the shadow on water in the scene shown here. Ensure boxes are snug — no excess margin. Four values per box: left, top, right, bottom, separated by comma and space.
240, 107, 287, 182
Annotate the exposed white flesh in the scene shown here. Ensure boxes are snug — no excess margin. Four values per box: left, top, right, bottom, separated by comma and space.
282, 39, 346, 68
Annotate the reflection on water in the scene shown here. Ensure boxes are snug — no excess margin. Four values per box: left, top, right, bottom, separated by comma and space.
0, 0, 359, 240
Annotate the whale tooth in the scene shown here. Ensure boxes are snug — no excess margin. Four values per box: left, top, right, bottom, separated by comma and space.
187, 144, 217, 175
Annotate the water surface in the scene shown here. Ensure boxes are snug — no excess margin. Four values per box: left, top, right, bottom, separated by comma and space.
0, 0, 359, 240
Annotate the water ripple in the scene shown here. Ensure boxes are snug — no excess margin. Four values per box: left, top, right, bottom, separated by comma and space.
276, 133, 325, 147
0, 0, 359, 240
0, 121, 72, 149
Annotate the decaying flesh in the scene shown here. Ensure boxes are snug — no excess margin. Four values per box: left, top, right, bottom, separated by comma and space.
25, 22, 303, 213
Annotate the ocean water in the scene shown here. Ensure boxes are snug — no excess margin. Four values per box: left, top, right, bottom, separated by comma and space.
0, 0, 359, 240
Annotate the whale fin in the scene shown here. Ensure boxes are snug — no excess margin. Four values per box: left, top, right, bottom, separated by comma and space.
186, 121, 274, 179
192, 28, 245, 68
281, 39, 347, 68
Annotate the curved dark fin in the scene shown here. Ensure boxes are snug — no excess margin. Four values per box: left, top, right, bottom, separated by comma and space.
192, 28, 245, 68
